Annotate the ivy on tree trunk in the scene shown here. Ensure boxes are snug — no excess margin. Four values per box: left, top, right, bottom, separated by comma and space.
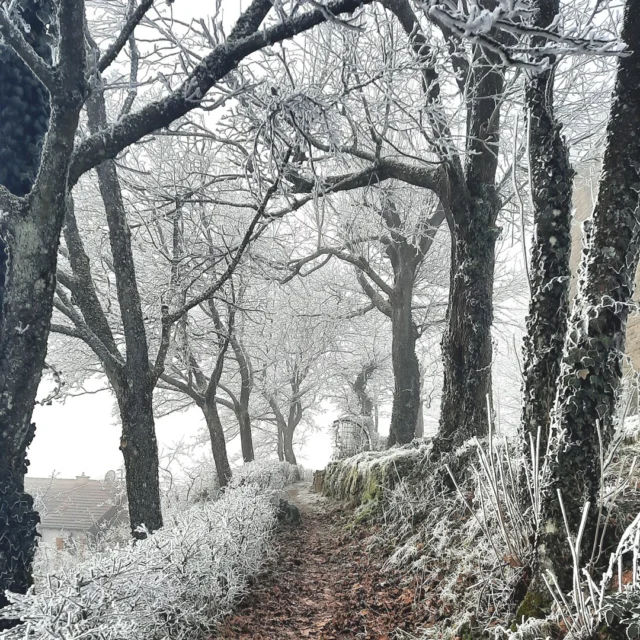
539, 0, 640, 590
519, 0, 573, 479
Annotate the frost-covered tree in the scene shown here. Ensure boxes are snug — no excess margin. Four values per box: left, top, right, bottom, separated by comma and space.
535, 0, 640, 590
230, 1, 532, 452
282, 185, 448, 446
0, 0, 379, 610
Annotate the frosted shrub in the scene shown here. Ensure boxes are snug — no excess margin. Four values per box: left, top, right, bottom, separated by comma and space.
1, 462, 297, 640
228, 460, 299, 494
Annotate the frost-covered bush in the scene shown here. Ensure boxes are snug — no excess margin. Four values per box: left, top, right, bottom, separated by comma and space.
227, 460, 299, 494
160, 456, 221, 513
2, 461, 297, 639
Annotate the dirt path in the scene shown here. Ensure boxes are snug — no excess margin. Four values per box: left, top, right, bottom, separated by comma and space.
216, 483, 426, 639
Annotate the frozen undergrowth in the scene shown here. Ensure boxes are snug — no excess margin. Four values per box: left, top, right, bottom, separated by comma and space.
378, 438, 530, 639
228, 459, 300, 493
328, 431, 640, 639
1, 461, 298, 640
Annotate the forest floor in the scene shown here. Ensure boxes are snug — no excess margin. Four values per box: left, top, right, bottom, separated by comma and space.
215, 482, 429, 639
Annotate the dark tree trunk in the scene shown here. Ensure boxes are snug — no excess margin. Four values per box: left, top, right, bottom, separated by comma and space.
238, 409, 254, 463
519, 0, 573, 472
83, 86, 166, 535
283, 427, 298, 465
0, 3, 71, 624
204, 401, 232, 488
435, 204, 498, 452
388, 263, 420, 446
539, 0, 640, 589
0, 440, 39, 629
433, 45, 504, 455
115, 376, 163, 536
276, 424, 285, 462
230, 336, 255, 463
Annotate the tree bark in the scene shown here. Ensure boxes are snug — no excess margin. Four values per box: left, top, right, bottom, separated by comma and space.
115, 374, 163, 536
230, 335, 255, 463
277, 422, 285, 462
388, 261, 420, 446
204, 401, 232, 487
433, 42, 504, 455
519, 0, 573, 474
237, 409, 254, 463
539, 0, 640, 589
435, 201, 498, 452
0, 1, 85, 621
283, 427, 298, 465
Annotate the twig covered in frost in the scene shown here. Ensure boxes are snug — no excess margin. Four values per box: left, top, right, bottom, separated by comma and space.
424, 0, 626, 70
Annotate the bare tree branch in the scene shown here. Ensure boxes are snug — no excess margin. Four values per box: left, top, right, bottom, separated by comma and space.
97, 0, 154, 73
283, 247, 394, 297
356, 271, 392, 318
159, 372, 204, 406
68, 0, 375, 186
165, 176, 282, 324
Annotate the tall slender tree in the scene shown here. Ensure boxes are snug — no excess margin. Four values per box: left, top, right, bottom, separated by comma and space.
519, 0, 574, 472
537, 0, 640, 590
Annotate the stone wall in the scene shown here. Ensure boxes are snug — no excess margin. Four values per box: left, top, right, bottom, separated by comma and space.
318, 442, 431, 508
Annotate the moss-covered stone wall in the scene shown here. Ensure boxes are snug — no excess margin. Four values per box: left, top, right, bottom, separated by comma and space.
319, 442, 431, 507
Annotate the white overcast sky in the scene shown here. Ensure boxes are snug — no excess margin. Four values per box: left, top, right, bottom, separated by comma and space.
28, 389, 337, 479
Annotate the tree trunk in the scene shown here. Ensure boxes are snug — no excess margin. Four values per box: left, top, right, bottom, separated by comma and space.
277, 424, 285, 462
415, 401, 425, 438
434, 44, 503, 456
230, 337, 255, 463
435, 199, 498, 453
387, 262, 420, 446
203, 401, 232, 488
0, 447, 39, 630
0, 210, 66, 588
116, 376, 163, 537
538, 0, 640, 590
0, 0, 88, 617
283, 427, 298, 465
237, 409, 255, 464
519, 0, 573, 475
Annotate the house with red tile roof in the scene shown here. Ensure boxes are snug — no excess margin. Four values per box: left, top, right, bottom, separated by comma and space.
25, 473, 127, 549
